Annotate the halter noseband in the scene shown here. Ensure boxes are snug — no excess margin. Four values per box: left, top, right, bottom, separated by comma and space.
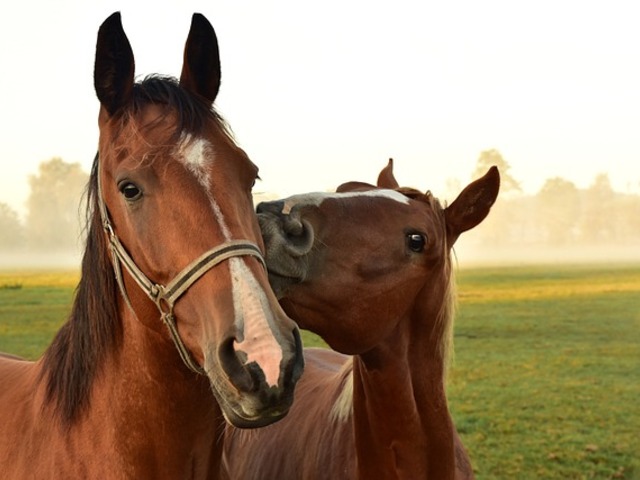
97, 165, 266, 375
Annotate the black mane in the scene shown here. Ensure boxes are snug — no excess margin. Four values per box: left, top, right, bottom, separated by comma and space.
40, 156, 121, 426
131, 75, 232, 141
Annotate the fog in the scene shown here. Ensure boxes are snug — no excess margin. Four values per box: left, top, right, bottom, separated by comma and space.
1, 238, 637, 272
454, 244, 640, 268
0, 252, 82, 270
2, 186, 638, 271
1, 156, 638, 271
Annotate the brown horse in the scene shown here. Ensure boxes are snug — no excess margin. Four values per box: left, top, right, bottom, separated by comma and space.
223, 160, 500, 479
0, 12, 303, 478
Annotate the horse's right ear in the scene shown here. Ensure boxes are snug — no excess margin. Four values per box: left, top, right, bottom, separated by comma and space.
444, 166, 500, 245
180, 13, 221, 106
377, 158, 400, 189
94, 12, 135, 117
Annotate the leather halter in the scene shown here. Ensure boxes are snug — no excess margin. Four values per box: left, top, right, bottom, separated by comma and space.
97, 163, 266, 375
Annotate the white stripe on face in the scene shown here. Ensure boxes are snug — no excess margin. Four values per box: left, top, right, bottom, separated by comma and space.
282, 189, 410, 214
229, 258, 283, 388
179, 135, 212, 189
178, 134, 283, 388
178, 135, 232, 239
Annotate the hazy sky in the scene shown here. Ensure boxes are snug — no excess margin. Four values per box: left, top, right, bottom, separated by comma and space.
1, 0, 639, 217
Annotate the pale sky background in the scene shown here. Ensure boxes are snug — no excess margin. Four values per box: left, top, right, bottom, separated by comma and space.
1, 0, 639, 219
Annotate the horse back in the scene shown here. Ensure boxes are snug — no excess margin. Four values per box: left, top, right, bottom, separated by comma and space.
0, 352, 26, 361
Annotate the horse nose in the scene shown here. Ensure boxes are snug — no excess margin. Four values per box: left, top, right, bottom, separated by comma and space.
281, 214, 314, 257
256, 200, 304, 235
280, 211, 306, 237
282, 327, 304, 389
218, 336, 254, 392
257, 202, 315, 258
217, 328, 304, 397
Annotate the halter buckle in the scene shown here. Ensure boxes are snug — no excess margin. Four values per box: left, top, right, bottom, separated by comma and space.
103, 220, 115, 237
150, 284, 173, 316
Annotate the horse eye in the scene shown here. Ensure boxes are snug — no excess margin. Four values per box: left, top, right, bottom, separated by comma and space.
119, 182, 142, 201
407, 233, 426, 253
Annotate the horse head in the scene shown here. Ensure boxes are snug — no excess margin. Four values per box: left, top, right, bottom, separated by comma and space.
94, 12, 303, 428
257, 161, 499, 354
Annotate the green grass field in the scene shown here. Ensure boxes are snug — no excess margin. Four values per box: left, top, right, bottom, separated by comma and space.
1, 264, 638, 479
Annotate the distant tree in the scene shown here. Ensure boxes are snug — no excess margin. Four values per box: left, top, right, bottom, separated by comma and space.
0, 203, 24, 250
535, 177, 580, 245
472, 149, 521, 194
466, 149, 521, 245
579, 173, 615, 243
613, 194, 640, 243
25, 158, 88, 251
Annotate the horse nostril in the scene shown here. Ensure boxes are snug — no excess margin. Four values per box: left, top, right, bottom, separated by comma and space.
286, 328, 304, 386
217, 336, 253, 392
282, 218, 314, 257
283, 216, 305, 236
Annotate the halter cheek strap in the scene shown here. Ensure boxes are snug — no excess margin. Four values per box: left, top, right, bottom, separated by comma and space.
97, 168, 266, 375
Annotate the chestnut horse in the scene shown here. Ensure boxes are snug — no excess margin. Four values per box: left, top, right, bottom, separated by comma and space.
223, 161, 500, 479
0, 13, 303, 478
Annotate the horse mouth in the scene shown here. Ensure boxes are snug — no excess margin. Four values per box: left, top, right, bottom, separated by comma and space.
205, 367, 294, 428
211, 384, 291, 428
221, 403, 289, 429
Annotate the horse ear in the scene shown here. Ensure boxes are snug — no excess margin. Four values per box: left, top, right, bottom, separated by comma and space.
377, 158, 400, 189
94, 12, 135, 116
444, 166, 500, 245
180, 13, 221, 105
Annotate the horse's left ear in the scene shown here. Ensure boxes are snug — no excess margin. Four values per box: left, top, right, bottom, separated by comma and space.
377, 158, 400, 189
444, 166, 500, 245
94, 12, 135, 116
180, 13, 221, 105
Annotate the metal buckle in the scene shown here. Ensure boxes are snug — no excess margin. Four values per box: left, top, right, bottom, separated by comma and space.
150, 284, 173, 317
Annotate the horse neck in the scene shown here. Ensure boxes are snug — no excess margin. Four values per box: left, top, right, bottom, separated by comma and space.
352, 275, 456, 480
95, 297, 224, 474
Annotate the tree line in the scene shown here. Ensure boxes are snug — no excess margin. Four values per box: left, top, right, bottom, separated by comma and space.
0, 158, 87, 252
455, 149, 640, 248
1, 153, 638, 254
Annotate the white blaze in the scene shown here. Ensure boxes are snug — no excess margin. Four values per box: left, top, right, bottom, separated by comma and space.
178, 135, 284, 387
282, 189, 410, 214
229, 259, 283, 388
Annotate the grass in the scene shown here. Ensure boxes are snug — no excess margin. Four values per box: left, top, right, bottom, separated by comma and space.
0, 270, 78, 358
449, 264, 640, 479
0, 264, 638, 479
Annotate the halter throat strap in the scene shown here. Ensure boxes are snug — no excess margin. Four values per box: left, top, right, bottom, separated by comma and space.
96, 164, 266, 375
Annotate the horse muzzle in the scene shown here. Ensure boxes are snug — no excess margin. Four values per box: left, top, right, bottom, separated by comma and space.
256, 204, 316, 297
207, 326, 304, 428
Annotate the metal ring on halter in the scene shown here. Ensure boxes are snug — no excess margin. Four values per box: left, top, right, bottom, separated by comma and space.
149, 284, 172, 316
96, 160, 267, 375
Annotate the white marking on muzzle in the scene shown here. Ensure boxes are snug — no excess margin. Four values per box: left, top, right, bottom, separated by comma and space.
229, 258, 284, 388
282, 189, 410, 214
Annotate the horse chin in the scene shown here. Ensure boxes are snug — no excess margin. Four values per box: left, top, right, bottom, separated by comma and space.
206, 372, 292, 429
220, 403, 289, 429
